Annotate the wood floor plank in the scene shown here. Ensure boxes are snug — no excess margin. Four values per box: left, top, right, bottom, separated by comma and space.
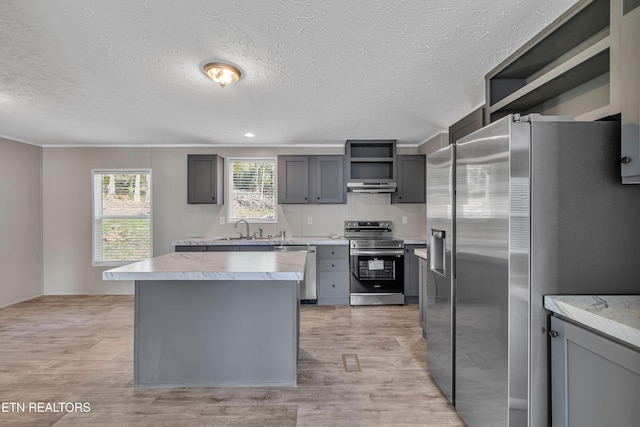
0, 296, 465, 426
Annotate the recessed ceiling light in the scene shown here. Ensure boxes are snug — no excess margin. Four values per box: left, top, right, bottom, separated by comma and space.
244, 133, 255, 138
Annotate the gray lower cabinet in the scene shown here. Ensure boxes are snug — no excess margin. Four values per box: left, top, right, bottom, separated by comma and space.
316, 245, 349, 305
176, 245, 273, 252
403, 244, 421, 303
187, 154, 224, 204
418, 257, 427, 336
207, 245, 272, 252
206, 245, 240, 252
175, 246, 206, 252
392, 155, 426, 204
239, 245, 272, 252
278, 155, 345, 204
550, 316, 640, 427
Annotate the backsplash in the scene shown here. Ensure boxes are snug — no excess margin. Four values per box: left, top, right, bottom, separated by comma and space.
204, 193, 426, 239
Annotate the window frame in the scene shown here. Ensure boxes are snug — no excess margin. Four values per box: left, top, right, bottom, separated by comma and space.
226, 157, 277, 224
92, 168, 153, 267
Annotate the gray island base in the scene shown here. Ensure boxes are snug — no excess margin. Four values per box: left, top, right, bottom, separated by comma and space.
103, 251, 307, 387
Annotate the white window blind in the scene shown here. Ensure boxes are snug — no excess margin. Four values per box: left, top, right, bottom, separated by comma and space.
228, 159, 276, 223
93, 170, 152, 266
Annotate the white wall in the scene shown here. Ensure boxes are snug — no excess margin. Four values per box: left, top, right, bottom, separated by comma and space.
42, 148, 152, 295
0, 138, 42, 307
41, 145, 427, 295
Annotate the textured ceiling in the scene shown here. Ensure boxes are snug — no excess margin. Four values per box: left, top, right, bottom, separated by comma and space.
0, 0, 578, 147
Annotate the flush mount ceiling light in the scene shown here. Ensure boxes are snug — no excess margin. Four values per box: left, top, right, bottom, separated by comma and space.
203, 62, 242, 88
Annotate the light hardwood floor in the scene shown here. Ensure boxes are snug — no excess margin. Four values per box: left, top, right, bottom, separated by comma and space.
0, 296, 465, 426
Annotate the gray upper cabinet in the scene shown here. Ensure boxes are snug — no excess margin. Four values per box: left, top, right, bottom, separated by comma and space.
312, 156, 345, 203
278, 155, 345, 204
449, 107, 485, 144
278, 156, 309, 203
187, 154, 224, 204
621, 1, 640, 183
392, 155, 425, 204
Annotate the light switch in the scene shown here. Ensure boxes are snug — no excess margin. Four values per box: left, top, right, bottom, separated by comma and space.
402, 216, 407, 224
220, 217, 225, 225
307, 217, 313, 225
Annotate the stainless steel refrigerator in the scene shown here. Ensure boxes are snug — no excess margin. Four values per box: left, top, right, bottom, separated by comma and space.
425, 114, 640, 427
425, 143, 456, 404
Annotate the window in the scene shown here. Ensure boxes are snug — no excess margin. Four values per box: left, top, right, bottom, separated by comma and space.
227, 158, 276, 223
93, 170, 152, 266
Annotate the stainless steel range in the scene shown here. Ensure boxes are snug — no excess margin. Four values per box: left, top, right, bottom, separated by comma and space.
345, 220, 404, 305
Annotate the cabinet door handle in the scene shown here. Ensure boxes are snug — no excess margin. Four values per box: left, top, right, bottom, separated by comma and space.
317, 197, 320, 200
549, 330, 559, 338
304, 197, 307, 200
331, 264, 335, 268
331, 251, 335, 255
331, 284, 335, 287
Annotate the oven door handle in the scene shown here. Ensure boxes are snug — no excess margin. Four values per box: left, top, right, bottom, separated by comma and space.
350, 249, 404, 256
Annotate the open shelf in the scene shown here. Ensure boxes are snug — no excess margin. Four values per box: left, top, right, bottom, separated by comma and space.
348, 143, 395, 159
350, 162, 394, 180
486, 0, 613, 123
345, 140, 396, 182
489, 46, 610, 121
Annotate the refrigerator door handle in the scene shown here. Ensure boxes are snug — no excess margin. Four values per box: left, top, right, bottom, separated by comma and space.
429, 229, 446, 276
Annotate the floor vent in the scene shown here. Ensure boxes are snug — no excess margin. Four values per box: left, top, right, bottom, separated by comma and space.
342, 353, 361, 372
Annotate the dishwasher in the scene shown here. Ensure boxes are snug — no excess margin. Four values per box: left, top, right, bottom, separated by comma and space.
273, 245, 316, 303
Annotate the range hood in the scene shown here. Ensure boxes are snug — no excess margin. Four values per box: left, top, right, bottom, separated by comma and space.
346, 182, 397, 193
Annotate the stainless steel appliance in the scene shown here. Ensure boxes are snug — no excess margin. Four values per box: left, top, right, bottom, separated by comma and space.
273, 245, 317, 303
346, 182, 397, 193
345, 220, 404, 305
425, 144, 455, 405
426, 114, 640, 426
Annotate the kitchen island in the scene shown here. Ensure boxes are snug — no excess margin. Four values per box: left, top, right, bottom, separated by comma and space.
103, 251, 307, 387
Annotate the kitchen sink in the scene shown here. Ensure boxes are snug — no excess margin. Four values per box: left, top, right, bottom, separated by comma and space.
218, 236, 273, 241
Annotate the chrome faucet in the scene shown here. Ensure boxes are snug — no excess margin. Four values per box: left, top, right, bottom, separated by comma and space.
234, 219, 250, 239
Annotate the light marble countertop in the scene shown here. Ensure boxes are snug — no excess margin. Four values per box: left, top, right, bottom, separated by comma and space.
396, 237, 427, 245
173, 236, 427, 246
103, 251, 307, 281
544, 295, 640, 349
414, 248, 427, 259
173, 236, 349, 246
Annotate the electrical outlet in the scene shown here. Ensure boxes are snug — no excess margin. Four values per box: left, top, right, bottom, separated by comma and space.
220, 217, 225, 225
307, 217, 313, 225
402, 216, 407, 224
